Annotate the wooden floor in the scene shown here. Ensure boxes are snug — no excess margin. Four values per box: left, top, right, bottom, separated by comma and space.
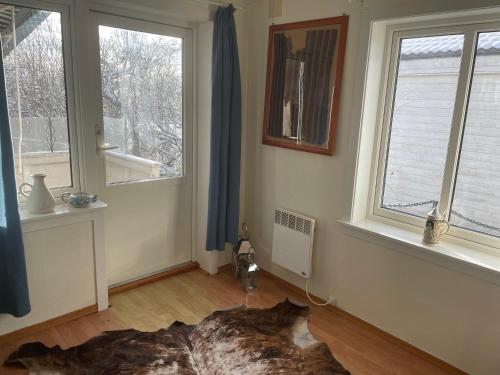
0, 269, 456, 375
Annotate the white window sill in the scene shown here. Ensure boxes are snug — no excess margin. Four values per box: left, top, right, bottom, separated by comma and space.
339, 218, 500, 286
20, 201, 107, 230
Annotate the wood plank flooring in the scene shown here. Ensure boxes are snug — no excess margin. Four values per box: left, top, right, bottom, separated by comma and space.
0, 269, 459, 375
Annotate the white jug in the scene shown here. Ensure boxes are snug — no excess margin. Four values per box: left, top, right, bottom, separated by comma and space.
19, 174, 56, 214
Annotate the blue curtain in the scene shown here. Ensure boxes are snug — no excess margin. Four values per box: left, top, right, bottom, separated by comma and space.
206, 5, 242, 251
0, 43, 31, 317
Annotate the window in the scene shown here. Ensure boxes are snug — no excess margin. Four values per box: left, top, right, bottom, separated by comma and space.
98, 25, 184, 185
1, 3, 78, 192
450, 31, 500, 237
375, 23, 500, 244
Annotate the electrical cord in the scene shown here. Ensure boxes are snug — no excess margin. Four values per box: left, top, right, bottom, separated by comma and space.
305, 277, 333, 306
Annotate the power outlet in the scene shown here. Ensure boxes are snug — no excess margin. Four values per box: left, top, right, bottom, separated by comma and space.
328, 295, 338, 306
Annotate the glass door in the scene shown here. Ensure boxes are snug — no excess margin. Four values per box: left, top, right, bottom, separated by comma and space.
89, 12, 193, 286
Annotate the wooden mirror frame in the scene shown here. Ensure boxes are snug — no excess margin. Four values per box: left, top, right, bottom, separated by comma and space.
261, 16, 349, 155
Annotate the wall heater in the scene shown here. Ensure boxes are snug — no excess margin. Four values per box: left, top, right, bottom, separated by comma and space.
272, 208, 315, 278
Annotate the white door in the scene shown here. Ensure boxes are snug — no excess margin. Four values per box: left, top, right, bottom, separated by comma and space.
88, 12, 193, 286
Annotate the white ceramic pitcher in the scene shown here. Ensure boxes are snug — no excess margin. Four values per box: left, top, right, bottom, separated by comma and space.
19, 174, 56, 214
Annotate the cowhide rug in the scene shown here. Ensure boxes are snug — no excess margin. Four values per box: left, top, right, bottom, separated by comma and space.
5, 299, 350, 374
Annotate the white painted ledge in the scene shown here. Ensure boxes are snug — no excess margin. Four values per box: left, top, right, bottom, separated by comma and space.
339, 219, 500, 286
20, 201, 108, 234
20, 201, 108, 225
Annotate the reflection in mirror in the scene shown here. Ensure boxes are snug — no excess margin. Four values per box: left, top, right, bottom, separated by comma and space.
263, 16, 348, 155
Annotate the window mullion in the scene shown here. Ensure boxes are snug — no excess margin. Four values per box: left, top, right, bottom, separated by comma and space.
373, 32, 402, 215
438, 30, 476, 218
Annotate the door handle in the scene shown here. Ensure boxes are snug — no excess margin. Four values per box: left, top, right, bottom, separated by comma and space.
97, 144, 119, 152
95, 123, 119, 153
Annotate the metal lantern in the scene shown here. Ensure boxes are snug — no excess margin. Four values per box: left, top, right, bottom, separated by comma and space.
233, 242, 247, 279
240, 254, 260, 292
232, 223, 250, 278
232, 223, 260, 291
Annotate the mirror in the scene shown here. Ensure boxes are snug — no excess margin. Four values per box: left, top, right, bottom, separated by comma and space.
262, 16, 348, 155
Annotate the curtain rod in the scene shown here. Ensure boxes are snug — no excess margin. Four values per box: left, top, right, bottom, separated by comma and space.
194, 0, 244, 10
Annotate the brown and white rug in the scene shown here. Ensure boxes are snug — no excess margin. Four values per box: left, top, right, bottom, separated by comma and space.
5, 299, 350, 374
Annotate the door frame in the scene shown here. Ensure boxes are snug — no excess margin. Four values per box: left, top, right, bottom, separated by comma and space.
84, 11, 195, 273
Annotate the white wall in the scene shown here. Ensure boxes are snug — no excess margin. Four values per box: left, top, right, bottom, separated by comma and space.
0, 220, 97, 335
194, 21, 216, 274
244, 1, 500, 374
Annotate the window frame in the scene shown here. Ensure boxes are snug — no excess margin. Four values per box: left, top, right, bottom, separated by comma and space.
91, 12, 192, 189
2, 0, 82, 197
370, 19, 500, 249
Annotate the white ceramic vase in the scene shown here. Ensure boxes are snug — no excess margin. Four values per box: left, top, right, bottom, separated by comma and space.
19, 174, 56, 214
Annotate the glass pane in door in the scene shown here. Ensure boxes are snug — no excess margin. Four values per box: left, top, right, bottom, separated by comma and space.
98, 26, 183, 184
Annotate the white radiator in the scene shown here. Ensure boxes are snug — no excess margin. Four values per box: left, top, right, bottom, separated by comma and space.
272, 208, 315, 278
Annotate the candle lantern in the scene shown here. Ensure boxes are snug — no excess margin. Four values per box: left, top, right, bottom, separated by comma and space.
232, 223, 249, 278
240, 254, 260, 292
232, 223, 260, 291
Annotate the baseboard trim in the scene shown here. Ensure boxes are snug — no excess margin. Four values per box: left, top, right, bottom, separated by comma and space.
108, 261, 199, 296
0, 304, 98, 344
259, 269, 467, 375
217, 263, 232, 273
